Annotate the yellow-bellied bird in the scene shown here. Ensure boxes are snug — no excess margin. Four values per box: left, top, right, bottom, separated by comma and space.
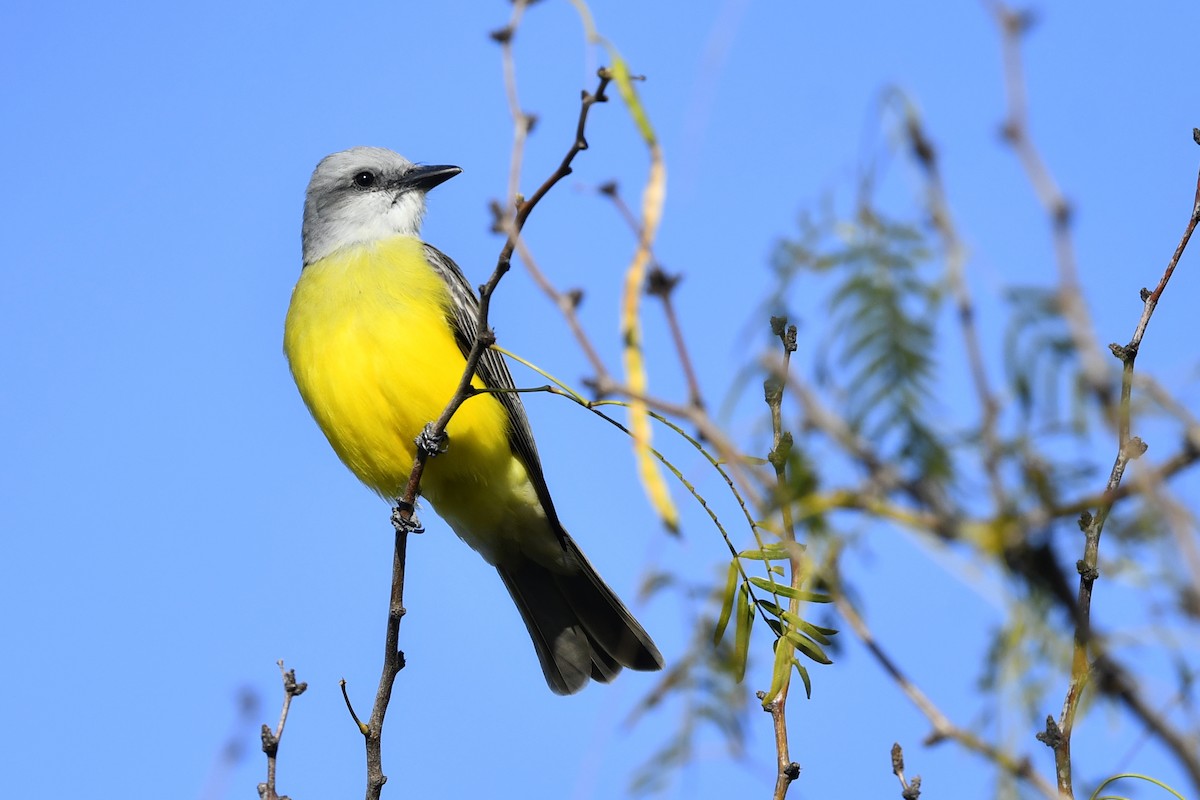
284, 147, 663, 694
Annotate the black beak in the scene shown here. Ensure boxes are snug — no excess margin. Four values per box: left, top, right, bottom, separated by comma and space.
399, 164, 462, 193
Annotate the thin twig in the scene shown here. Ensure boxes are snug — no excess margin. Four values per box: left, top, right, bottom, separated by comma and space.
589, 373, 768, 509
890, 90, 1005, 510
1046, 443, 1200, 521
650, 269, 705, 410
788, 376, 962, 539
1125, 158, 1200, 353
492, 10, 611, 383
258, 661, 307, 800
340, 679, 367, 733
482, 356, 788, 643
763, 318, 801, 800
489, 75, 772, 513
990, 2, 1115, 416
891, 743, 922, 800
510, 234, 609, 379
1090, 654, 1200, 793
492, 0, 533, 214
833, 582, 1058, 800
1048, 138, 1200, 798
602, 182, 707, 410
352, 520, 411, 800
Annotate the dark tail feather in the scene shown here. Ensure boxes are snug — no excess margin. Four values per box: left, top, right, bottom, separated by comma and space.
496, 533, 664, 695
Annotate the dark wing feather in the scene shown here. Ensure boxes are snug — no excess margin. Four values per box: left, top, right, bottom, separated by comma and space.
422, 243, 564, 532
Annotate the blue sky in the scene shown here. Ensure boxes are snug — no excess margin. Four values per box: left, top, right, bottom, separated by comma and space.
2, 1, 1198, 798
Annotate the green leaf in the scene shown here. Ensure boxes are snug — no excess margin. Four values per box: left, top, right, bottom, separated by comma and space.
784, 629, 833, 665
732, 584, 754, 682
713, 560, 739, 646
738, 543, 791, 561
755, 518, 781, 535
793, 661, 812, 699
748, 576, 833, 603
795, 620, 831, 645
782, 614, 837, 645
765, 637, 793, 703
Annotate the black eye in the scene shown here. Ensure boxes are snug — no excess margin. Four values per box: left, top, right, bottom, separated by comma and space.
352, 170, 376, 189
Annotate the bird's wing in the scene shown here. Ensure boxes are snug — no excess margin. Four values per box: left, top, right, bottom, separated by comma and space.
423, 243, 564, 532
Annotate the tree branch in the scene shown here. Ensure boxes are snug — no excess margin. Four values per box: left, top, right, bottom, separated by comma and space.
258, 661, 306, 800
764, 318, 801, 800
351, 65, 616, 800
601, 182, 707, 411
889, 89, 1007, 512
990, 3, 1115, 416
891, 743, 923, 800
833, 584, 1059, 800
1045, 135, 1200, 798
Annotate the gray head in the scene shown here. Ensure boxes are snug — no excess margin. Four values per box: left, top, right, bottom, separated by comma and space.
301, 146, 461, 265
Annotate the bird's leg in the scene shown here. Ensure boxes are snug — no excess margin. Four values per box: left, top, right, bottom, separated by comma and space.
414, 423, 449, 458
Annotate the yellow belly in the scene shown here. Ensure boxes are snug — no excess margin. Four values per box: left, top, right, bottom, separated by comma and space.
283, 236, 538, 548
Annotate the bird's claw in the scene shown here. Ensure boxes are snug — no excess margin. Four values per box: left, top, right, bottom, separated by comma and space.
415, 424, 448, 458
391, 503, 425, 534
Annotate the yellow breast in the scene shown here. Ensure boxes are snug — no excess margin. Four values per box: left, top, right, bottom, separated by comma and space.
282, 236, 515, 508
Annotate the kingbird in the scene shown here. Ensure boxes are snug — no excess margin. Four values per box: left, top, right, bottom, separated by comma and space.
284, 147, 663, 694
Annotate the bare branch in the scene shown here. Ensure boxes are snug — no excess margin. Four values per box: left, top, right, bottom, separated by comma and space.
889, 90, 1006, 510
493, 0, 534, 214
510, 229, 610, 380
602, 182, 707, 411
833, 584, 1058, 800
990, 2, 1115, 416
360, 524, 408, 800
1049, 139, 1200, 797
258, 661, 307, 800
891, 743, 922, 800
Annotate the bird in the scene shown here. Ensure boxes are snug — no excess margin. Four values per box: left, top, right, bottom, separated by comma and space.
283, 146, 663, 694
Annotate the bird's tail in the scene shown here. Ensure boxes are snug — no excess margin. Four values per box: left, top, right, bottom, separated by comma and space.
496, 533, 663, 695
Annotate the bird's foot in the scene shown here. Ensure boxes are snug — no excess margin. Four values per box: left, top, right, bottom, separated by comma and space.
415, 423, 449, 458
391, 502, 425, 534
